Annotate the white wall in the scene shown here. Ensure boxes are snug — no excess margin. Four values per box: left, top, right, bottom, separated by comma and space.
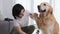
15, 0, 34, 12
3, 0, 15, 19
54, 0, 60, 27
0, 0, 15, 20
0, 0, 4, 20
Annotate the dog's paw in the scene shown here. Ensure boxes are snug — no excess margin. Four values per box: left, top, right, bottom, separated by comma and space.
30, 13, 38, 20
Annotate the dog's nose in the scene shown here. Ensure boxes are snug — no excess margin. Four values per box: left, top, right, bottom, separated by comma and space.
37, 5, 40, 12
44, 3, 46, 6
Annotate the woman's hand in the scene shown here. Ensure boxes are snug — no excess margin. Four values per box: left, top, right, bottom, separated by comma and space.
20, 32, 27, 34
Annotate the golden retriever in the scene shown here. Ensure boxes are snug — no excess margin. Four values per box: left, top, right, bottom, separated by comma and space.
30, 2, 59, 34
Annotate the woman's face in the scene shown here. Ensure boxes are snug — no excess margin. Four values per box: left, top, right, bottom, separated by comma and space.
19, 9, 25, 18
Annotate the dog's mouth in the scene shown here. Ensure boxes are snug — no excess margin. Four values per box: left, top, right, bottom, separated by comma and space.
40, 9, 46, 12
37, 5, 46, 13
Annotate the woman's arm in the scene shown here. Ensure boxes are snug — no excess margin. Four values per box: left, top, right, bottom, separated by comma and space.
15, 25, 27, 34
13, 20, 26, 34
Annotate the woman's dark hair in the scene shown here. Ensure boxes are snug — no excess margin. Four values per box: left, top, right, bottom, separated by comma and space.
12, 4, 24, 19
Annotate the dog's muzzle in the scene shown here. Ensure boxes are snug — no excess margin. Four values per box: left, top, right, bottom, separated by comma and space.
37, 5, 46, 12
41, 9, 46, 12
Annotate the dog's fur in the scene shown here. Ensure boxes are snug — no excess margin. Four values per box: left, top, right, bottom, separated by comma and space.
30, 2, 59, 34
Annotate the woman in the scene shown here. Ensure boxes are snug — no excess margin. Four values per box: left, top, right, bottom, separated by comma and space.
11, 4, 35, 34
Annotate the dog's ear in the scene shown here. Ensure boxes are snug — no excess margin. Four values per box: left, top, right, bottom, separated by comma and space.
51, 11, 52, 14
49, 6, 53, 15
47, 6, 53, 16
50, 7, 53, 15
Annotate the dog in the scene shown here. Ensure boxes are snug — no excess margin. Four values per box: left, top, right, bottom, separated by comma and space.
30, 2, 59, 34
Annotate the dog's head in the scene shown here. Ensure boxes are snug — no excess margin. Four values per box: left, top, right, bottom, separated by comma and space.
37, 2, 53, 16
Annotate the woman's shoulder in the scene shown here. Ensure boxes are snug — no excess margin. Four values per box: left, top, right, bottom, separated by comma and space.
13, 19, 20, 27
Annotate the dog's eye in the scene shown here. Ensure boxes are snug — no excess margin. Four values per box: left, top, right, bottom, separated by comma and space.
44, 4, 46, 6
